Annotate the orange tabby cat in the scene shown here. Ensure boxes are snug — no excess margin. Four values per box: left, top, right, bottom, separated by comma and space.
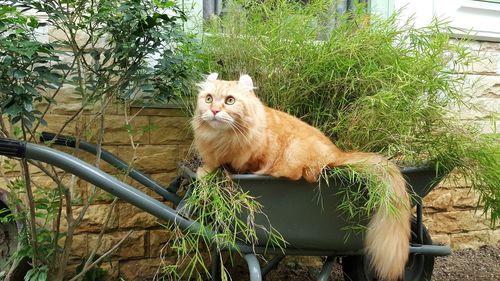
192, 73, 411, 281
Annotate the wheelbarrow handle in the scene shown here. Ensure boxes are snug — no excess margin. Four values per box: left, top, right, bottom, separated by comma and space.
40, 132, 76, 147
0, 138, 206, 235
39, 132, 181, 204
0, 138, 26, 158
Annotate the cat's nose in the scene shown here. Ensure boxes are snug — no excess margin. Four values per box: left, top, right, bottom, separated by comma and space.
211, 109, 220, 115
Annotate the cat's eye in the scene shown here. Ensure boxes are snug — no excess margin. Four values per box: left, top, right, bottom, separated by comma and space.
205, 94, 213, 103
225, 96, 235, 105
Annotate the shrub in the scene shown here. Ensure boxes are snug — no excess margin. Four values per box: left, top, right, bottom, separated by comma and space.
198, 0, 499, 223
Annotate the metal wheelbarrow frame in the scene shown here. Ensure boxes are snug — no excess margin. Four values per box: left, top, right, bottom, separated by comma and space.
0, 133, 451, 281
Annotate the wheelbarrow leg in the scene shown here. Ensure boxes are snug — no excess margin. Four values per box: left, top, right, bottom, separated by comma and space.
261, 254, 285, 277
244, 254, 262, 281
211, 248, 220, 281
317, 256, 335, 281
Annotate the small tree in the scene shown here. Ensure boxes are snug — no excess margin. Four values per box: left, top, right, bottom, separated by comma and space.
0, 0, 200, 280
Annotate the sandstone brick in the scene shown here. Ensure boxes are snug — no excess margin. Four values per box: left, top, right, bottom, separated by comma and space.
119, 258, 165, 281
106, 102, 127, 115
68, 234, 88, 259
46, 86, 86, 115
451, 188, 482, 209
429, 233, 451, 246
436, 173, 470, 189
31, 175, 87, 205
422, 188, 452, 211
471, 50, 500, 74
61, 204, 119, 233
118, 203, 159, 229
87, 230, 146, 259
489, 228, 500, 246
481, 41, 500, 52
149, 229, 173, 257
423, 210, 490, 234
117, 145, 180, 174
149, 116, 192, 144
464, 74, 500, 98
38, 114, 84, 142
457, 97, 500, 120
451, 230, 491, 250
0, 156, 35, 175
449, 39, 481, 51
471, 120, 499, 134
86, 115, 149, 145
130, 106, 186, 117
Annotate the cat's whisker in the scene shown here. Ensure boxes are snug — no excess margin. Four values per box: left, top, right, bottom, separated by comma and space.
228, 124, 246, 145
233, 125, 251, 143
231, 122, 253, 145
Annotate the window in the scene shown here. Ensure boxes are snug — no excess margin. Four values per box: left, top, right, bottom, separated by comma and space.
202, 0, 377, 19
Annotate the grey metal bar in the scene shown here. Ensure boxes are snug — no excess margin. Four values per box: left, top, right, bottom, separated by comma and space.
234, 243, 363, 256
317, 256, 335, 281
416, 198, 424, 244
211, 247, 220, 281
261, 254, 285, 276
25, 143, 201, 233
236, 243, 451, 257
39, 132, 181, 204
409, 245, 451, 256
244, 254, 262, 281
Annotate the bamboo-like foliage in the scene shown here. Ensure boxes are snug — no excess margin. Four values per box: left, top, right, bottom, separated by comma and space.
162, 170, 286, 280
198, 0, 499, 224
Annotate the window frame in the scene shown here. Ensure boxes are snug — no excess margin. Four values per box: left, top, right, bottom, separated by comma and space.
393, 0, 500, 42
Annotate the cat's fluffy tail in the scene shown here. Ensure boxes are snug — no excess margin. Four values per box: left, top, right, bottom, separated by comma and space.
331, 152, 411, 281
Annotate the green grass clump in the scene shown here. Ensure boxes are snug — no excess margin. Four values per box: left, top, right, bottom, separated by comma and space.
162, 170, 285, 280
198, 0, 499, 224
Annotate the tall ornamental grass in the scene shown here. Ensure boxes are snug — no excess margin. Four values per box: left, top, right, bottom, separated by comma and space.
198, 0, 499, 224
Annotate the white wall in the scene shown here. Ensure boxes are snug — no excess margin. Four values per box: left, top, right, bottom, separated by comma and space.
396, 0, 500, 43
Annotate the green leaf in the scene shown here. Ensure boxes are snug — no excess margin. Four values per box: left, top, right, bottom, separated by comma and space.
27, 17, 39, 28
13, 85, 25, 94
13, 70, 27, 79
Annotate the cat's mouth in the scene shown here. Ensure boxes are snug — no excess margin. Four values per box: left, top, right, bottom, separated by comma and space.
206, 117, 232, 129
208, 120, 230, 129
201, 112, 234, 129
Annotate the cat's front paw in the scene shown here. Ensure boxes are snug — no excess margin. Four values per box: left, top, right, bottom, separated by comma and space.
196, 166, 210, 178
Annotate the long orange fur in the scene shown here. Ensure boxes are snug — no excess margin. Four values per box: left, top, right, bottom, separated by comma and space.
192, 73, 411, 281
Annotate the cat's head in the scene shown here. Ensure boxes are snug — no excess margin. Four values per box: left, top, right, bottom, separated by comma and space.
193, 73, 261, 130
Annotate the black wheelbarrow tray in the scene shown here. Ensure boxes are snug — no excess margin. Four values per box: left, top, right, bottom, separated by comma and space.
0, 133, 451, 281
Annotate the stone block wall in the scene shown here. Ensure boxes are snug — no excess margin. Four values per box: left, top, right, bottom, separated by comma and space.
0, 100, 193, 280
422, 40, 500, 249
58, 106, 192, 280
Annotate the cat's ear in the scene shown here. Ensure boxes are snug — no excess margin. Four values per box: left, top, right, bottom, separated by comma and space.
197, 73, 218, 92
238, 74, 254, 91
206, 73, 219, 82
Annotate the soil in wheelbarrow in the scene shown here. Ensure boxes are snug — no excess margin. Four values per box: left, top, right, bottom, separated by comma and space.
226, 245, 500, 281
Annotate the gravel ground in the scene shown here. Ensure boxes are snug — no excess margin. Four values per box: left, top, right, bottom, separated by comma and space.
228, 245, 500, 281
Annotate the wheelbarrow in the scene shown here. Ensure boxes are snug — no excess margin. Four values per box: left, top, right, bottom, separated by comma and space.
0, 133, 451, 281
